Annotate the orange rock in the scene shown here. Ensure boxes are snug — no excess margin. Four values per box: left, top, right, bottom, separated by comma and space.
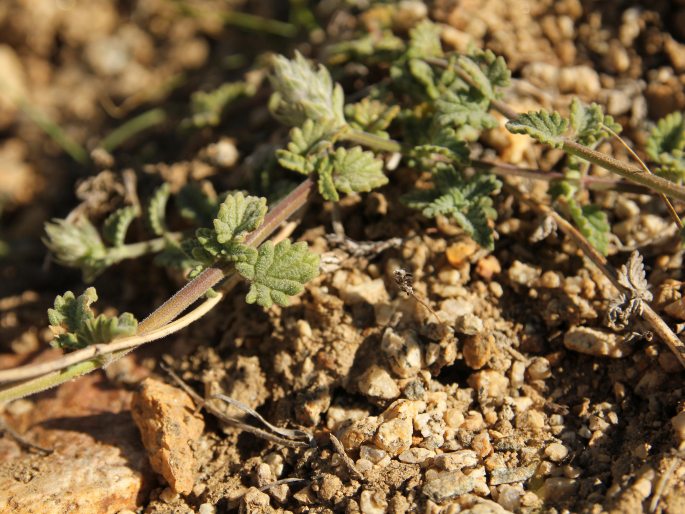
446, 240, 478, 268
131, 378, 205, 495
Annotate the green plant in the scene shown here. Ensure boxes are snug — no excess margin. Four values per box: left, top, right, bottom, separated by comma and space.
5, 18, 685, 403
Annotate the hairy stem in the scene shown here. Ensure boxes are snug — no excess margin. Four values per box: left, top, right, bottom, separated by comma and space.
0, 179, 316, 402
106, 235, 176, 265
99, 108, 167, 152
561, 139, 685, 204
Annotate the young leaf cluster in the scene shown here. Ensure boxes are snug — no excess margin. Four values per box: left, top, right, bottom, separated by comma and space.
186, 81, 256, 128
48, 287, 138, 350
402, 164, 501, 249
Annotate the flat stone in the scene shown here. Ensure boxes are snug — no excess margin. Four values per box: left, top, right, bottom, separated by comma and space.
422, 470, 475, 503
131, 378, 205, 495
0, 374, 150, 514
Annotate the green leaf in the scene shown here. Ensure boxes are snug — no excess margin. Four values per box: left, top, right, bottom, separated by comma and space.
44, 217, 109, 282
646, 112, 685, 182
317, 157, 339, 202
269, 51, 346, 127
402, 164, 501, 249
213, 192, 267, 244
103, 205, 140, 247
235, 239, 320, 308
48, 287, 138, 350
345, 98, 400, 138
176, 183, 219, 226
469, 49, 511, 92
146, 183, 170, 237
435, 89, 498, 136
506, 110, 569, 148
411, 125, 470, 164
276, 119, 339, 176
331, 146, 388, 195
646, 112, 685, 160
407, 20, 443, 60
188, 81, 256, 128
567, 200, 610, 255
408, 58, 440, 99
569, 98, 621, 145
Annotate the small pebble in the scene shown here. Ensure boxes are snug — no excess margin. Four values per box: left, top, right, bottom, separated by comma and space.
358, 366, 400, 400
544, 443, 569, 462
374, 417, 413, 456
198, 503, 216, 514
359, 489, 387, 514
434, 450, 479, 471
422, 471, 475, 503
398, 447, 435, 464
563, 326, 632, 358
463, 334, 492, 370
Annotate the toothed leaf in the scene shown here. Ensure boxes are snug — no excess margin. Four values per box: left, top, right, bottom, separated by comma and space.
188, 81, 256, 128
570, 98, 621, 145
435, 89, 498, 136
213, 192, 267, 244
345, 98, 400, 138
48, 287, 137, 350
407, 20, 443, 59
506, 110, 568, 148
235, 239, 320, 308
146, 183, 170, 236
646, 112, 685, 182
317, 157, 339, 202
331, 146, 388, 195
103, 205, 140, 247
567, 199, 610, 256
402, 164, 501, 249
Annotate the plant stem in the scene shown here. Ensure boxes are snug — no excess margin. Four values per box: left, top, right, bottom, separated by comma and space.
0, 179, 316, 402
561, 139, 685, 204
99, 108, 167, 152
139, 178, 315, 333
343, 130, 403, 153
106, 235, 175, 265
511, 185, 685, 370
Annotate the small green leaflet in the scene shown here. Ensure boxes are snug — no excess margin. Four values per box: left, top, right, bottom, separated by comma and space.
345, 98, 400, 138
145, 183, 170, 237
569, 98, 621, 145
213, 192, 267, 244
506, 110, 569, 148
276, 119, 339, 176
402, 164, 501, 249
407, 20, 443, 60
566, 200, 610, 255
330, 147, 388, 195
48, 288, 138, 350
646, 111, 685, 182
103, 205, 140, 247
235, 239, 320, 308
176, 183, 220, 226
188, 81, 256, 128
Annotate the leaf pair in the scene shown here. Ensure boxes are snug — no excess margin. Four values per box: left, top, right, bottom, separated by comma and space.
183, 192, 320, 308
276, 120, 388, 201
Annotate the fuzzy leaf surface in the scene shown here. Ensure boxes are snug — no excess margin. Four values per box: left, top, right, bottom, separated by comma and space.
567, 200, 610, 255
48, 287, 138, 350
269, 51, 345, 127
235, 239, 320, 308
213, 192, 267, 244
570, 98, 621, 145
402, 165, 501, 249
646, 112, 685, 182
506, 110, 568, 148
146, 183, 170, 236
103, 205, 139, 247
44, 217, 108, 282
331, 146, 388, 195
